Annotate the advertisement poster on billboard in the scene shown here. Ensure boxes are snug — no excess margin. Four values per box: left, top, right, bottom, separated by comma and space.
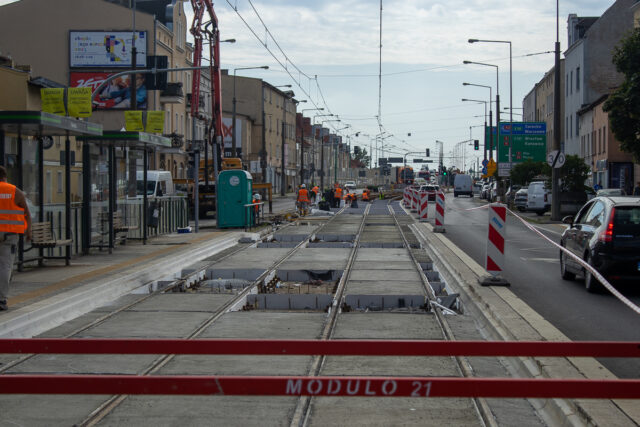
71, 72, 147, 109
70, 31, 147, 68
221, 117, 242, 158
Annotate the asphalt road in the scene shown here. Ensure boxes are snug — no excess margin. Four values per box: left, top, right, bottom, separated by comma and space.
440, 195, 640, 379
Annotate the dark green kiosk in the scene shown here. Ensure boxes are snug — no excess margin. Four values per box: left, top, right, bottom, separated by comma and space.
216, 169, 253, 228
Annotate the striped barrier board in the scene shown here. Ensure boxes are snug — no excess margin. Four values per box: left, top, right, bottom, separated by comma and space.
419, 191, 428, 221
433, 192, 445, 232
411, 189, 418, 212
486, 203, 506, 276
404, 188, 410, 207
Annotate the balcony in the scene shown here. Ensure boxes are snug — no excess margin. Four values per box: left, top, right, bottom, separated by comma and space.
160, 82, 184, 104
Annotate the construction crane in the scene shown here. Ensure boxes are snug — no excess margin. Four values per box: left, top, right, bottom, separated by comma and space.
189, 0, 223, 165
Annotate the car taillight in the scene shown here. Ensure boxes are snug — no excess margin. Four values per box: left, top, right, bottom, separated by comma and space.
598, 207, 615, 243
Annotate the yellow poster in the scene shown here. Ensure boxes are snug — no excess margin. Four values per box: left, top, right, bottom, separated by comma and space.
124, 110, 144, 131
40, 88, 66, 115
67, 87, 93, 118
146, 111, 164, 134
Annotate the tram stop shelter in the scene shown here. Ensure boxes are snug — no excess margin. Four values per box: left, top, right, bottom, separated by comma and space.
76, 131, 171, 253
0, 110, 102, 270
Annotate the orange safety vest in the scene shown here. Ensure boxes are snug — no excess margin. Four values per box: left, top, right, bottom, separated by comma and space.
0, 182, 26, 234
252, 198, 259, 213
334, 188, 342, 199
297, 188, 310, 203
362, 191, 369, 201
312, 186, 319, 195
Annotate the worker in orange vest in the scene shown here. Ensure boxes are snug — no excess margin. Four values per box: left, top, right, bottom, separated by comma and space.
252, 193, 261, 224
333, 186, 343, 208
311, 185, 319, 205
297, 184, 310, 215
362, 189, 370, 202
0, 166, 32, 311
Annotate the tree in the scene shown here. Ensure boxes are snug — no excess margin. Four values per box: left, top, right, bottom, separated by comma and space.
509, 160, 550, 185
352, 147, 369, 168
603, 28, 640, 162
558, 155, 590, 192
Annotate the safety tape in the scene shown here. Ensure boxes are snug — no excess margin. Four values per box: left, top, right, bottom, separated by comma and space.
505, 207, 640, 316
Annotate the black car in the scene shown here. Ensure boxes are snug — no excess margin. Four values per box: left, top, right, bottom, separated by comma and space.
559, 196, 640, 292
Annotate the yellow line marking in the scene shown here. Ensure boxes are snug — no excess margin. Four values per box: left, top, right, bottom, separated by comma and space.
10, 232, 228, 305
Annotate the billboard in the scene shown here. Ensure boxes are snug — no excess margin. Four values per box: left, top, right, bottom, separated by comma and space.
70, 72, 147, 109
221, 117, 242, 158
70, 31, 147, 68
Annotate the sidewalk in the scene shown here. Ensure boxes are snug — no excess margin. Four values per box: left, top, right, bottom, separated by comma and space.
0, 227, 255, 338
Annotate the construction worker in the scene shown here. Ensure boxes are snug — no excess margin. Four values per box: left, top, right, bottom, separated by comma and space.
311, 185, 319, 205
333, 185, 343, 208
0, 166, 32, 311
297, 184, 310, 215
362, 189, 370, 202
252, 193, 261, 224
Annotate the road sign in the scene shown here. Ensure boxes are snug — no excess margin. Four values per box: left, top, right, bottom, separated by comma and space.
482, 159, 489, 167
487, 159, 497, 176
412, 159, 423, 163
547, 150, 566, 168
482, 167, 487, 174
388, 157, 404, 163
379, 158, 388, 165
498, 162, 512, 177
497, 122, 547, 164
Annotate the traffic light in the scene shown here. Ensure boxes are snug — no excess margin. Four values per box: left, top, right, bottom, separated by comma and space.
425, 148, 430, 157
474, 139, 479, 150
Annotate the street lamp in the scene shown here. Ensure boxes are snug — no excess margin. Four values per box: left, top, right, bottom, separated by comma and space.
319, 118, 340, 189
469, 38, 513, 169
300, 107, 324, 185
463, 82, 493, 161
232, 65, 269, 158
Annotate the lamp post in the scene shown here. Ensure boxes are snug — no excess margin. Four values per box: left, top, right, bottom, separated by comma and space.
463, 83, 493, 160
319, 118, 340, 189
468, 38, 513, 173
462, 98, 491, 160
232, 65, 268, 159
300, 107, 324, 186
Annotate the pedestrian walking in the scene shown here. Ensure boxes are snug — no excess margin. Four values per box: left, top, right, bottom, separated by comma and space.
0, 166, 32, 311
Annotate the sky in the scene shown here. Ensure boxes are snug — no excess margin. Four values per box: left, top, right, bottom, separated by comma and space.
0, 0, 617, 168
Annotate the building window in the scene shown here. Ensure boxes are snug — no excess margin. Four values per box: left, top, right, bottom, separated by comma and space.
566, 74, 568, 96
598, 128, 602, 154
566, 117, 569, 139
57, 171, 63, 193
576, 67, 580, 91
570, 70, 573, 94
576, 115, 579, 137
569, 114, 572, 138
603, 126, 606, 152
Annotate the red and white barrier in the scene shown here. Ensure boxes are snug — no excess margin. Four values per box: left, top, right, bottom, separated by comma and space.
403, 188, 410, 207
411, 189, 418, 212
418, 192, 428, 221
434, 192, 445, 232
485, 204, 506, 276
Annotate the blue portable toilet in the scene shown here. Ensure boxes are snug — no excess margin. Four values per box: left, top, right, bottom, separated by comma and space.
217, 170, 253, 228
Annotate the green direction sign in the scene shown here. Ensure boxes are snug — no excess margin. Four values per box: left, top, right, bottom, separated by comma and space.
497, 122, 546, 163
484, 126, 497, 152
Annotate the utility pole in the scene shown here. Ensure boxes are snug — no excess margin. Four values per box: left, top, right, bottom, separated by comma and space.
130, 0, 137, 111
551, 0, 561, 220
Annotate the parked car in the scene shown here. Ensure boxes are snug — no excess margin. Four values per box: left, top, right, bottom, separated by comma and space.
526, 181, 551, 215
596, 188, 626, 197
481, 183, 491, 200
505, 185, 522, 205
472, 182, 483, 195
488, 181, 499, 202
344, 181, 356, 191
514, 188, 528, 211
419, 184, 437, 201
136, 170, 175, 198
559, 196, 640, 292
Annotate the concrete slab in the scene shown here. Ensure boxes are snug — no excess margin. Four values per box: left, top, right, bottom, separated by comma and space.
278, 248, 351, 270
355, 248, 410, 261
6, 353, 157, 374
198, 311, 327, 339
78, 310, 213, 338
273, 224, 318, 242
127, 294, 235, 312
0, 395, 110, 426
349, 269, 421, 282
207, 248, 291, 280
308, 312, 480, 426
352, 261, 415, 270
346, 280, 425, 295
344, 294, 426, 310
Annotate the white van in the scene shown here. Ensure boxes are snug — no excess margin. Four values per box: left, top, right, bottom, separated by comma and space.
136, 170, 175, 197
453, 174, 473, 197
526, 181, 551, 215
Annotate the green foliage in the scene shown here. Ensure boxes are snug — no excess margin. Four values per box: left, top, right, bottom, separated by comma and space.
352, 148, 370, 168
509, 160, 550, 185
603, 28, 640, 163
558, 155, 590, 192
